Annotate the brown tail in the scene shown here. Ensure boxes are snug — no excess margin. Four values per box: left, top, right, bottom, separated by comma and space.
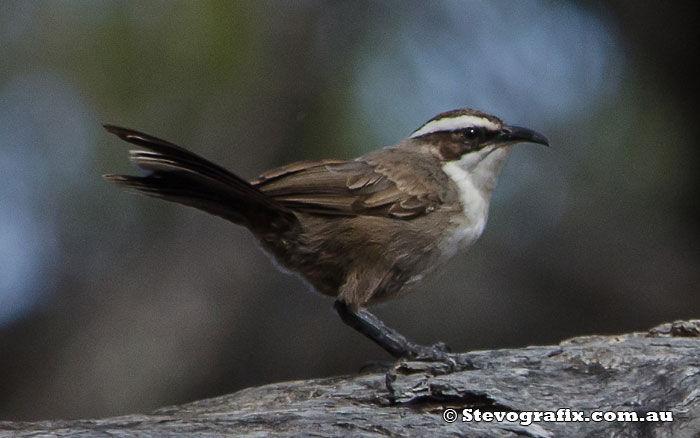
103, 125, 298, 235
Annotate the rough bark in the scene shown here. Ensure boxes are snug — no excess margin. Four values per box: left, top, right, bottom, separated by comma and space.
2, 320, 699, 437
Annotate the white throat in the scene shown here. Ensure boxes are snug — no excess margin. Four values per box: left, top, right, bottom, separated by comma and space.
439, 145, 513, 257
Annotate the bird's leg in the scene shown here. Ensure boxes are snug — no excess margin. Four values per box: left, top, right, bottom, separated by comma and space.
333, 300, 471, 368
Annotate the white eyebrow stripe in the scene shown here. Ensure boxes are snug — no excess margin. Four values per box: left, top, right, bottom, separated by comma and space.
410, 115, 500, 138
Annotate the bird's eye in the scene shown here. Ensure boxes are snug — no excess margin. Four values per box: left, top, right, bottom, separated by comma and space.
464, 127, 479, 139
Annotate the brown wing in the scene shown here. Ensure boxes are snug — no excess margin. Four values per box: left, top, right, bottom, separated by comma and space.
251, 148, 449, 219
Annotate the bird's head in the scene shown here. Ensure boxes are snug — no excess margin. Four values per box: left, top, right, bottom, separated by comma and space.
408, 108, 549, 194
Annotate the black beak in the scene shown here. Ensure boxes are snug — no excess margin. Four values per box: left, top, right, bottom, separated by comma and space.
499, 125, 550, 147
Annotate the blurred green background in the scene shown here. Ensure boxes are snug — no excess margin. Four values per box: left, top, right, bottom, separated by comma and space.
1, 0, 698, 421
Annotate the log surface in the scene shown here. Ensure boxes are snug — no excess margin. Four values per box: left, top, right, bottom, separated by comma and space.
2, 320, 699, 437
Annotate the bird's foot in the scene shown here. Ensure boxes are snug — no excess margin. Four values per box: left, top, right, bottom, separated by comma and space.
402, 342, 473, 371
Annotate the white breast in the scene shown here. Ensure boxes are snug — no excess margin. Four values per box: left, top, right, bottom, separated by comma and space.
439, 146, 513, 259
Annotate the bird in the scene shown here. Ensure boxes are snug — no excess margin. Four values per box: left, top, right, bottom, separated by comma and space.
104, 108, 549, 364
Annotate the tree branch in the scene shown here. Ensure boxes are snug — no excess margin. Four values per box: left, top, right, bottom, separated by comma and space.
2, 320, 699, 437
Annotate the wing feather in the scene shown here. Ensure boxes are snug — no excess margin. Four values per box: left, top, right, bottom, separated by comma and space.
252, 149, 448, 219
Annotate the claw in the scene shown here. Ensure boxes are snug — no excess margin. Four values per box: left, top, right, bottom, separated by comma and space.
404, 342, 473, 372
